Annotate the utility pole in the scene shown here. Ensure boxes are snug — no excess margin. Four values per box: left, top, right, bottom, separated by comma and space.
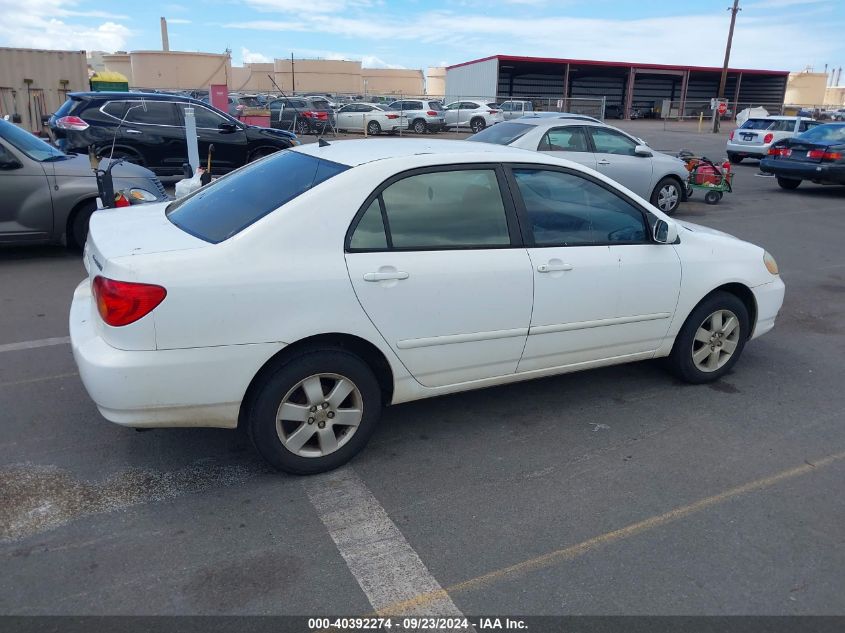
714, 0, 741, 133
291, 52, 296, 95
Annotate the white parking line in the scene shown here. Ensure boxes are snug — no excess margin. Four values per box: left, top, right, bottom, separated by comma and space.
0, 336, 70, 353
303, 468, 472, 623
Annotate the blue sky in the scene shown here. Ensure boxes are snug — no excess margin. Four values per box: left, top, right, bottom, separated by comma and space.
0, 0, 843, 77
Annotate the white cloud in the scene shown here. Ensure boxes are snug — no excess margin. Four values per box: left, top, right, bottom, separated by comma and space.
166, 18, 192, 25
241, 47, 272, 63
361, 55, 404, 69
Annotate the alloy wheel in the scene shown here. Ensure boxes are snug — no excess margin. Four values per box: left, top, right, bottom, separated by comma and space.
657, 183, 680, 212
691, 309, 741, 372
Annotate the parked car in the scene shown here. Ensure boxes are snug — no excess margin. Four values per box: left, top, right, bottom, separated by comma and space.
267, 96, 335, 135
829, 109, 845, 122
443, 100, 504, 132
0, 118, 165, 248
70, 138, 784, 474
49, 92, 298, 178
335, 103, 407, 135
386, 99, 446, 134
499, 100, 534, 120
726, 116, 820, 163
468, 118, 689, 214
759, 123, 845, 189
604, 104, 625, 119
519, 112, 603, 123
201, 94, 243, 118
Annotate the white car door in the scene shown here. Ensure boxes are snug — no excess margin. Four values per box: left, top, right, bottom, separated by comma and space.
336, 104, 364, 131
588, 127, 654, 199
345, 166, 533, 388
534, 126, 598, 172
443, 102, 461, 127
507, 166, 679, 372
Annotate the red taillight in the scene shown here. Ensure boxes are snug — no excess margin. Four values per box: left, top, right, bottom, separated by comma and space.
315, 111, 328, 120
729, 131, 735, 140
92, 276, 167, 327
426, 110, 437, 116
825, 151, 843, 161
385, 114, 399, 119
301, 110, 314, 118
768, 147, 791, 157
56, 115, 89, 131
764, 133, 774, 144
487, 110, 500, 115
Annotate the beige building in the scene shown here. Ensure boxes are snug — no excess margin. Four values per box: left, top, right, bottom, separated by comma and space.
128, 50, 231, 90
102, 53, 132, 85
0, 47, 89, 132
426, 67, 446, 96
362, 68, 424, 96
231, 62, 276, 92
784, 71, 828, 105
825, 86, 845, 107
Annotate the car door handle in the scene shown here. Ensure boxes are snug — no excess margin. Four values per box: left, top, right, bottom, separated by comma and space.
124, 129, 142, 135
363, 271, 409, 282
537, 263, 574, 273
597, 159, 611, 165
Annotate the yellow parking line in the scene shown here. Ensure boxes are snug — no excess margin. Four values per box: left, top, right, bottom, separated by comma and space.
376, 450, 845, 616
0, 372, 79, 388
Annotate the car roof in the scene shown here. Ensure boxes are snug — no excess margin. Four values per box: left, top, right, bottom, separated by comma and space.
68, 91, 207, 107
292, 138, 542, 167
759, 115, 814, 121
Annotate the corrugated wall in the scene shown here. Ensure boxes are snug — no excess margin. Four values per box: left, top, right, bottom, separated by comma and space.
0, 47, 89, 132
446, 58, 499, 102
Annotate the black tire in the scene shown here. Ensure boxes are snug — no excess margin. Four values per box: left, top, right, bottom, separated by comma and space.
247, 349, 382, 475
666, 291, 749, 384
650, 177, 683, 215
366, 120, 381, 135
470, 117, 486, 133
68, 198, 98, 250
777, 176, 801, 190
685, 185, 694, 199
704, 190, 721, 205
728, 153, 743, 164
296, 120, 310, 135
248, 147, 279, 162
412, 119, 427, 134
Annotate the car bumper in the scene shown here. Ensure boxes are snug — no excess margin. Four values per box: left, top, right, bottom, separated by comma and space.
759, 158, 845, 183
751, 277, 785, 340
69, 280, 286, 429
726, 141, 769, 158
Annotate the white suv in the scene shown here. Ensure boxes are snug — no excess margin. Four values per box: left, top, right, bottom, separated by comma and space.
443, 100, 504, 132
726, 116, 820, 163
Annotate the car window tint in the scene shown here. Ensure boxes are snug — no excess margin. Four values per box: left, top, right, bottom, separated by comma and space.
538, 127, 589, 152
125, 101, 179, 126
167, 151, 348, 243
380, 169, 510, 249
589, 128, 637, 156
429, 101, 443, 110
102, 101, 129, 119
741, 119, 773, 130
468, 121, 532, 145
349, 199, 387, 250
770, 120, 794, 132
185, 105, 227, 128
512, 169, 646, 246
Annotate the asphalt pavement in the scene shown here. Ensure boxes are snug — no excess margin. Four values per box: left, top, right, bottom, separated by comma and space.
1, 121, 844, 621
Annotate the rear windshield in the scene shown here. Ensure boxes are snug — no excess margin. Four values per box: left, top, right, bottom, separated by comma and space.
166, 150, 348, 243
467, 121, 533, 145
429, 101, 443, 111
797, 124, 845, 143
53, 97, 79, 119
741, 119, 774, 130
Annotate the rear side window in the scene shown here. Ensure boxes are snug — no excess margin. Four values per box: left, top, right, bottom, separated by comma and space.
429, 101, 443, 110
741, 119, 774, 130
125, 102, 179, 126
167, 151, 348, 243
538, 127, 589, 152
348, 169, 511, 250
55, 98, 81, 119
467, 121, 532, 145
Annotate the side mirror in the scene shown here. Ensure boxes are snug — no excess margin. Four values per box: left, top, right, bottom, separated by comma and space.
218, 122, 238, 133
635, 144, 653, 157
653, 219, 679, 244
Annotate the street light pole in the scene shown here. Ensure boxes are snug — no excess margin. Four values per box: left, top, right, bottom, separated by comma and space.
714, 0, 741, 133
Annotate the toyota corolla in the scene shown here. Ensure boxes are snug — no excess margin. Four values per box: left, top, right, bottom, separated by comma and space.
70, 139, 784, 474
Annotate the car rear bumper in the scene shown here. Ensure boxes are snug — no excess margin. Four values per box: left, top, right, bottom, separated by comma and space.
751, 277, 785, 340
726, 141, 769, 158
69, 280, 286, 429
759, 158, 845, 183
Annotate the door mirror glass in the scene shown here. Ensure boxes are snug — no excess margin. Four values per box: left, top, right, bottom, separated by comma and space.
653, 219, 679, 244
634, 144, 653, 157
218, 121, 238, 132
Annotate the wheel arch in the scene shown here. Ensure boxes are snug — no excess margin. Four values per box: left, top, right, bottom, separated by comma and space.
64, 195, 99, 248
687, 283, 758, 341
237, 332, 395, 429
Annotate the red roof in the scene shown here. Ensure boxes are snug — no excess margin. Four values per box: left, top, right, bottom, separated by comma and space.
446, 54, 789, 76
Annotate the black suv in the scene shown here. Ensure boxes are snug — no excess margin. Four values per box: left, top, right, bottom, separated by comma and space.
49, 92, 298, 178
267, 96, 335, 135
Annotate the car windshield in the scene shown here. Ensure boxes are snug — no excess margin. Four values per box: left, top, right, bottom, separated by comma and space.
429, 101, 443, 110
741, 119, 775, 130
166, 150, 349, 243
467, 121, 533, 145
0, 120, 66, 161
797, 124, 845, 143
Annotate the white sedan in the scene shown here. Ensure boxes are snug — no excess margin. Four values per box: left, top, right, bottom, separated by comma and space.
70, 139, 785, 474
334, 103, 407, 135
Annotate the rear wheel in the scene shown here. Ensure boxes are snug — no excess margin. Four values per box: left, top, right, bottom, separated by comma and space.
412, 119, 427, 134
296, 119, 310, 135
704, 190, 722, 205
247, 349, 382, 474
67, 198, 98, 250
777, 176, 801, 190
728, 153, 743, 164
666, 291, 749, 384
470, 117, 486, 133
650, 177, 682, 215
366, 120, 382, 136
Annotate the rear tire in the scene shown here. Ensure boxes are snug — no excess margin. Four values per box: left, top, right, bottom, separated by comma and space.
650, 177, 683, 215
704, 190, 721, 205
470, 117, 486, 133
666, 291, 749, 384
247, 349, 383, 475
412, 119, 427, 134
728, 153, 743, 164
366, 120, 382, 136
67, 199, 98, 250
296, 120, 310, 135
776, 176, 801, 190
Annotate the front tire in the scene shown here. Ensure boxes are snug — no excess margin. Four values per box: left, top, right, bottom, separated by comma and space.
666, 291, 749, 384
650, 177, 682, 215
247, 349, 382, 475
777, 176, 801, 190
68, 199, 98, 250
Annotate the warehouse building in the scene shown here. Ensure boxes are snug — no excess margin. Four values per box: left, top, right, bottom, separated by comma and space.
446, 55, 790, 118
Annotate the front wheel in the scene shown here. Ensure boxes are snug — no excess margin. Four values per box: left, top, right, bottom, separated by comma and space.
651, 177, 682, 215
777, 176, 801, 190
247, 350, 382, 474
666, 291, 749, 384
470, 117, 486, 133
366, 120, 382, 136
68, 199, 98, 250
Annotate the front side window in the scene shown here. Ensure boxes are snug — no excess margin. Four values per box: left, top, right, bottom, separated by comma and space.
348, 169, 511, 250
538, 127, 589, 153
167, 151, 348, 243
589, 127, 637, 156
184, 105, 227, 129
512, 168, 647, 246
